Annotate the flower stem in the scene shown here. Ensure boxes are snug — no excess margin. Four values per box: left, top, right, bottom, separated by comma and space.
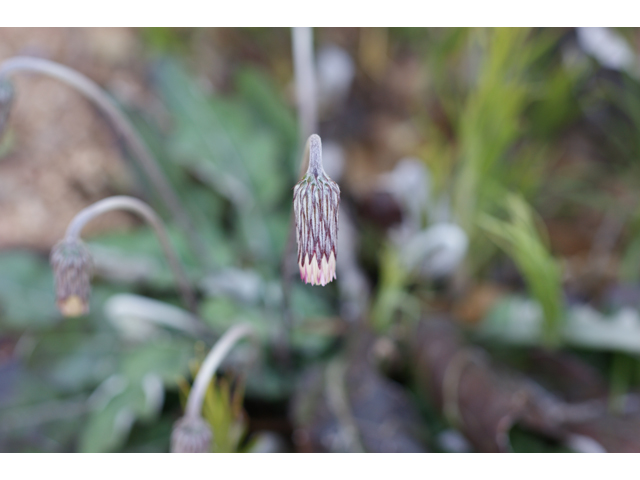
185, 323, 255, 419
306, 133, 323, 178
65, 195, 196, 312
0, 56, 212, 269
279, 26, 317, 360
291, 28, 318, 145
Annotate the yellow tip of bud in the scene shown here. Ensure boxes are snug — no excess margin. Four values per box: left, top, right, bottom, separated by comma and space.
58, 295, 88, 317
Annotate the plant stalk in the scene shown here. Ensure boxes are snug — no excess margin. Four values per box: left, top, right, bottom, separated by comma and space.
65, 195, 197, 312
280, 28, 318, 360
0, 56, 212, 268
185, 323, 254, 419
291, 28, 318, 145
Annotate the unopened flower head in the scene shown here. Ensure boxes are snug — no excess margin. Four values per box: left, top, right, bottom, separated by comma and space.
0, 79, 14, 139
50, 238, 93, 317
171, 416, 213, 453
293, 134, 340, 286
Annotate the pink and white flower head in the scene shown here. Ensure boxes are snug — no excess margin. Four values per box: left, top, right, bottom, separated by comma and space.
293, 134, 340, 286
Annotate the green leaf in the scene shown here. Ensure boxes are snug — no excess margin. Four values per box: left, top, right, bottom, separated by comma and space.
79, 339, 192, 452
478, 194, 563, 347
0, 251, 58, 329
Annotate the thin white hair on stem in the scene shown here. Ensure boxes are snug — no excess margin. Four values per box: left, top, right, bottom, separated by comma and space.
291, 28, 318, 144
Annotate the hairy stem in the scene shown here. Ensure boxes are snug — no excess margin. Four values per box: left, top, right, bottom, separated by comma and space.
291, 28, 318, 144
185, 323, 255, 419
306, 133, 323, 177
66, 195, 196, 312
0, 56, 212, 268
279, 27, 317, 360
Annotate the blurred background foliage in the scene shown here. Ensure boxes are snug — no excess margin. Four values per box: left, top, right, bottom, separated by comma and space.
3, 27, 640, 452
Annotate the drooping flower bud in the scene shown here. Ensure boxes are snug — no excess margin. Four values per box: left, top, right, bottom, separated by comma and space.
50, 239, 93, 317
0, 79, 14, 139
293, 134, 340, 286
171, 415, 213, 453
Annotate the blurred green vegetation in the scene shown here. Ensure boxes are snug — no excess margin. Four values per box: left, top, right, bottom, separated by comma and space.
3, 27, 640, 453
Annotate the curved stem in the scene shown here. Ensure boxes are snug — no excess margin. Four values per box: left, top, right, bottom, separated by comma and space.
0, 56, 212, 268
185, 323, 255, 419
66, 195, 196, 312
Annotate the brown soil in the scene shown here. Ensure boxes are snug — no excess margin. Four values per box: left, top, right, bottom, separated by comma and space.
0, 28, 151, 251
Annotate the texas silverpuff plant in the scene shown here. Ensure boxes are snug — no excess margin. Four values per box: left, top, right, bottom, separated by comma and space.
293, 134, 340, 286
171, 323, 255, 453
50, 238, 94, 317
0, 56, 210, 267
51, 195, 197, 316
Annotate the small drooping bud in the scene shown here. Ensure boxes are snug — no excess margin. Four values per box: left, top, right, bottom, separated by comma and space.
0, 79, 14, 139
293, 134, 340, 286
171, 416, 213, 453
50, 239, 93, 317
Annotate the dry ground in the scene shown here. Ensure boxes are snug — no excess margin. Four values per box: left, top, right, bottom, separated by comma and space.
0, 28, 153, 250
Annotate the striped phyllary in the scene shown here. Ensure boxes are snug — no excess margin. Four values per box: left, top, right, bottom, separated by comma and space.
293, 134, 340, 286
